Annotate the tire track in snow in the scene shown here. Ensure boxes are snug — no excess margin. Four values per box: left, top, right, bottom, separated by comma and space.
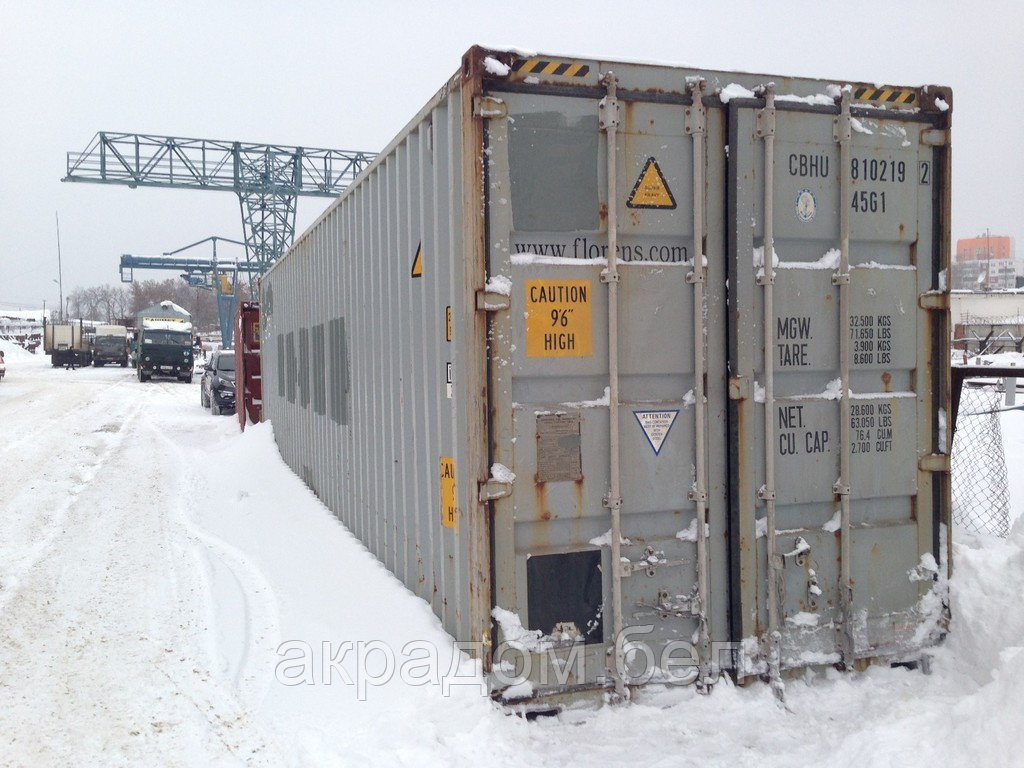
0, 388, 144, 618
143, 411, 283, 711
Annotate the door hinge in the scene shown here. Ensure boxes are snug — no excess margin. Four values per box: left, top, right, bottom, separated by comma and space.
919, 454, 950, 473
755, 84, 776, 138
728, 376, 751, 401
919, 291, 950, 310
479, 479, 512, 502
473, 96, 507, 119
599, 94, 620, 131
476, 289, 510, 311
921, 129, 949, 147
684, 79, 707, 136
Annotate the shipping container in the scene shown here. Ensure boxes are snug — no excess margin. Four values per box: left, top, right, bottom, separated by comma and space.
43, 319, 89, 367
234, 301, 262, 428
262, 46, 952, 704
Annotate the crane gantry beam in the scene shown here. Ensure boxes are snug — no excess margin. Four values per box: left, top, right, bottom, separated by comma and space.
120, 236, 250, 348
64, 131, 376, 276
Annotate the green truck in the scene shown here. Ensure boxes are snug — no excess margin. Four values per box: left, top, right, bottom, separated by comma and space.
91, 324, 129, 367
136, 301, 194, 382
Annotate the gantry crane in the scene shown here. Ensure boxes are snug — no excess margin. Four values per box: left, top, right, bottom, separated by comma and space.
64, 132, 376, 280
119, 236, 253, 348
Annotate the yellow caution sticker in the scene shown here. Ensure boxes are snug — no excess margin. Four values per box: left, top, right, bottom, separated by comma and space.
511, 58, 590, 78
626, 157, 676, 210
440, 456, 457, 531
411, 242, 423, 278
853, 86, 917, 105
525, 279, 593, 358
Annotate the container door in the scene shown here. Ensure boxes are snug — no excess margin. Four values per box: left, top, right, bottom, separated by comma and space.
483, 85, 730, 696
728, 91, 948, 675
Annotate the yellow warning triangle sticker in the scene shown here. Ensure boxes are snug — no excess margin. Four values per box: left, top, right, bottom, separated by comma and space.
626, 157, 676, 210
411, 242, 423, 278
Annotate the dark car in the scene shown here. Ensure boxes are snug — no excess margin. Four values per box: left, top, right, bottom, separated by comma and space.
200, 349, 236, 415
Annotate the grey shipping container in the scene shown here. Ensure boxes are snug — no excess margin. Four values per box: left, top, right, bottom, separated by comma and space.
261, 46, 952, 704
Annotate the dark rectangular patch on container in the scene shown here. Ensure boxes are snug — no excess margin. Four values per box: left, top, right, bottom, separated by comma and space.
329, 317, 350, 425
527, 550, 603, 644
298, 327, 310, 409
312, 324, 326, 415
536, 412, 582, 482
286, 331, 296, 404
277, 333, 285, 398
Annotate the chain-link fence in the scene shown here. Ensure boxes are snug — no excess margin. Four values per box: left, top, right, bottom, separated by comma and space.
951, 381, 1011, 537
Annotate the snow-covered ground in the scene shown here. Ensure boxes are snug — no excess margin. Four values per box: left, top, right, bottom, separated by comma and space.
1, 337, 1022, 767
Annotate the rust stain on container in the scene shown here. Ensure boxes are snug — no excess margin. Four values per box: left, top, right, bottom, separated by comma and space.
534, 481, 551, 521
881, 371, 892, 391
574, 477, 585, 518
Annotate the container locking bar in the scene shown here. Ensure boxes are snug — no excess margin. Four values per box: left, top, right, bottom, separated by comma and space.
685, 78, 712, 689
755, 83, 784, 702
600, 71, 626, 701
834, 88, 856, 666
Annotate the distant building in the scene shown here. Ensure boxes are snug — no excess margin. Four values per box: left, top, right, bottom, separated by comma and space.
952, 234, 1016, 291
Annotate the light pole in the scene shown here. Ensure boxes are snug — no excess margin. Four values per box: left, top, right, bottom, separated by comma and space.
55, 212, 65, 321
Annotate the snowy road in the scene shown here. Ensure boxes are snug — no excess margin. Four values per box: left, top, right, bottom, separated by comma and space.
1, 340, 1021, 767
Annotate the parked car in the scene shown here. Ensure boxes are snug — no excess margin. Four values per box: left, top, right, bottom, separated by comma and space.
0, 350, 6, 381
200, 349, 235, 415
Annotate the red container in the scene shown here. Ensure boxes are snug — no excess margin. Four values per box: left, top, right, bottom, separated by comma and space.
234, 301, 262, 429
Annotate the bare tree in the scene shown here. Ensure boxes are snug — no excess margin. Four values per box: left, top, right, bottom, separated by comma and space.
68, 277, 251, 331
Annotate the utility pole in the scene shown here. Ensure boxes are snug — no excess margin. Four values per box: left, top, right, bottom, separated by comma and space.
55, 211, 65, 321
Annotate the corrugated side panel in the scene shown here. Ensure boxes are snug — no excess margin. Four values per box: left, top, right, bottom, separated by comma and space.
262, 80, 482, 645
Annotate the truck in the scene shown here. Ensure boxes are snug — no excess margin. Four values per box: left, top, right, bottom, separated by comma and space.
91, 324, 129, 367
43, 319, 90, 367
136, 301, 194, 382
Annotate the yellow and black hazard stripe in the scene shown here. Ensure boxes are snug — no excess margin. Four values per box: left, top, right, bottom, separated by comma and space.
511, 58, 590, 78
853, 86, 917, 105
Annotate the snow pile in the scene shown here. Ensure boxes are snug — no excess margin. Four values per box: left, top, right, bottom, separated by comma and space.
675, 519, 708, 542
589, 529, 632, 547
777, 248, 841, 270
718, 83, 755, 103
483, 56, 510, 76
822, 378, 844, 400
510, 251, 605, 266
491, 607, 552, 653
489, 462, 515, 484
0, 336, 45, 363
485, 274, 512, 296
4, 362, 1024, 766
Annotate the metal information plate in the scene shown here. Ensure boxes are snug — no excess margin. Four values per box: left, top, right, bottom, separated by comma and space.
536, 413, 582, 482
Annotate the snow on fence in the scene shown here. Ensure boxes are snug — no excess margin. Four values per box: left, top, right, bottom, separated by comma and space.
952, 382, 1011, 537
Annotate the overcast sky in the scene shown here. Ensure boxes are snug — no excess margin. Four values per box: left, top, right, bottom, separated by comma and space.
1, 0, 1020, 312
